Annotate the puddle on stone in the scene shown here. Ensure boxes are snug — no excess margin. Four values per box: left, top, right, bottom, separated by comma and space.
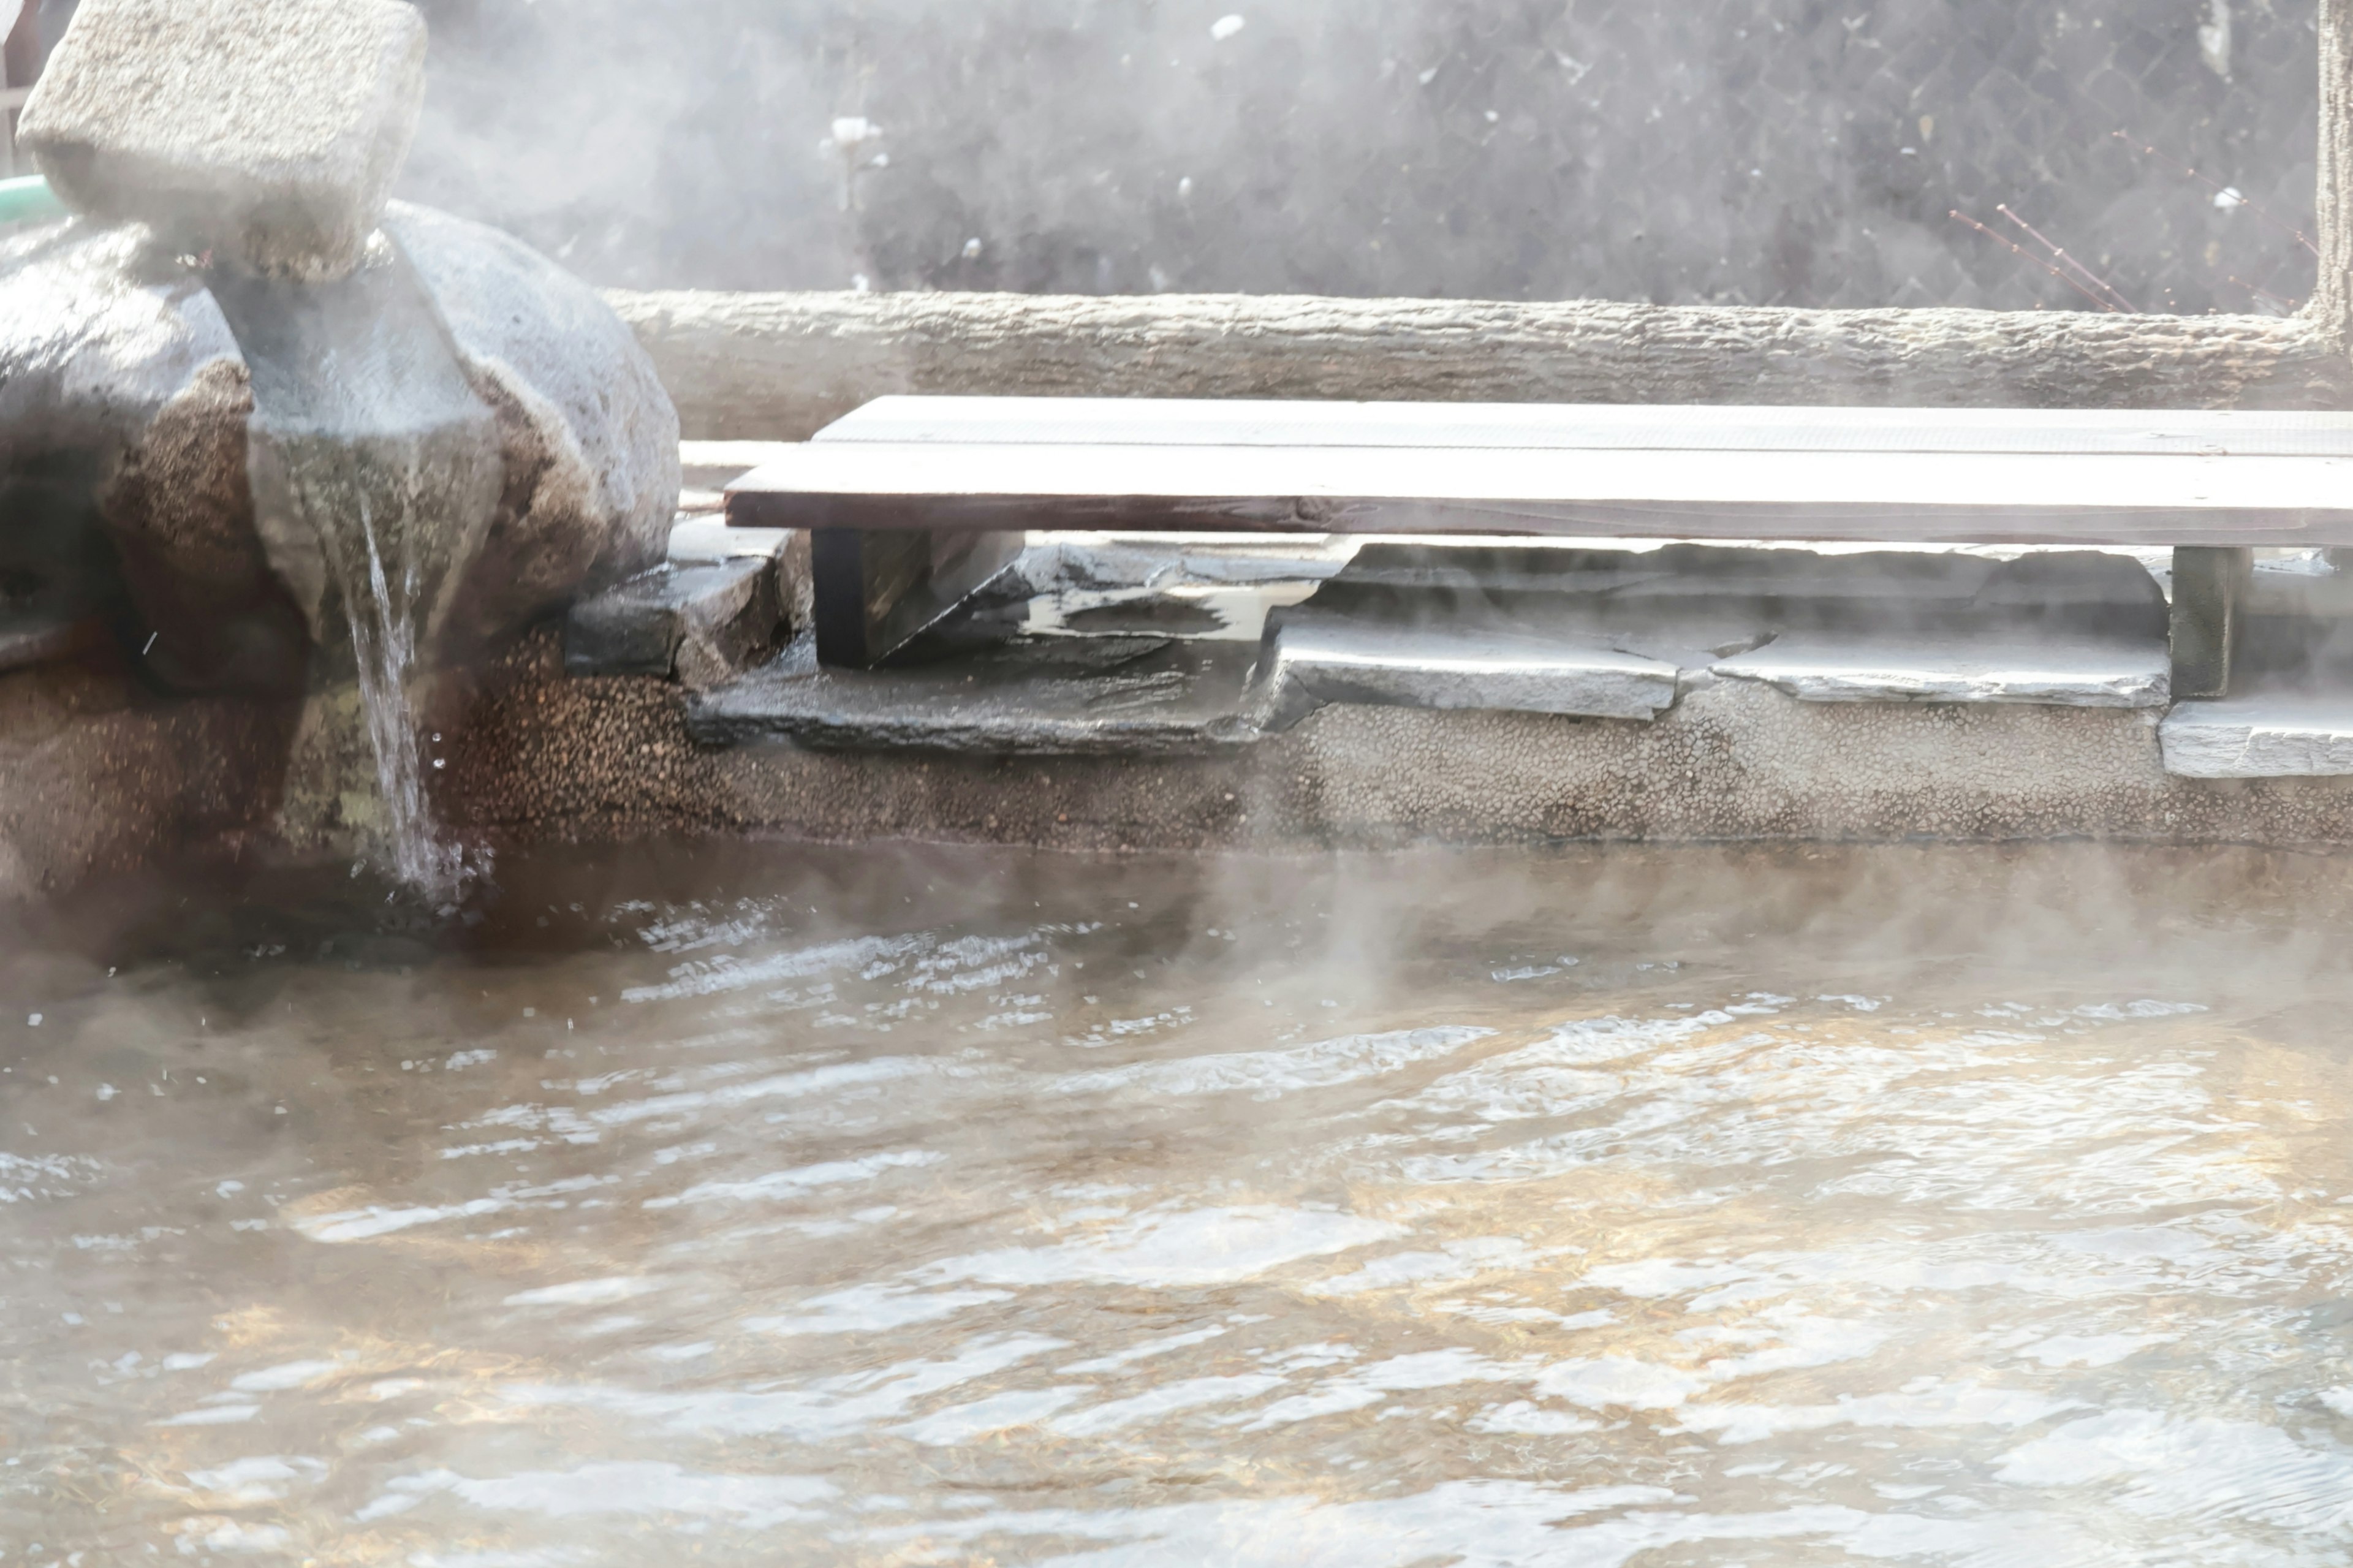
4, 842, 2353, 1563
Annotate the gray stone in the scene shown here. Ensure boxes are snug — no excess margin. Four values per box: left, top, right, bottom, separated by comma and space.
565, 558, 781, 688
386, 203, 680, 653
1252, 611, 1680, 730
1012, 534, 1354, 643
668, 517, 811, 638
20, 0, 426, 282
2159, 690, 2353, 777
1712, 631, 2170, 708
688, 635, 1260, 754
0, 614, 106, 675
0, 221, 305, 689
1017, 534, 1361, 592
450, 624, 2353, 857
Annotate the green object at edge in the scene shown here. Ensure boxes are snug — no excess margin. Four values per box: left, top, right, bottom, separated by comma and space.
0, 176, 69, 226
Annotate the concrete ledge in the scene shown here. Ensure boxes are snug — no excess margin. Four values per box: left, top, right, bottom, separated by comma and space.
440, 628, 2353, 853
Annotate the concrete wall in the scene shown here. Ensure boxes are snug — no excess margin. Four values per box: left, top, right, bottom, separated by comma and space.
0, 661, 293, 900
432, 630, 2353, 855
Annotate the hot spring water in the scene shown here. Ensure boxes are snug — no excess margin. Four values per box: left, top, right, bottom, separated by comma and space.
4, 843, 2352, 1563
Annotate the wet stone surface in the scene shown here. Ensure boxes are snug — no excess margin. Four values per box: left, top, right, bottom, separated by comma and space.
4, 843, 2353, 1562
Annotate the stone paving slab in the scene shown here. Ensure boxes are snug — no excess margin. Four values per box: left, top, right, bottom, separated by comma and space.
688, 636, 1261, 756
2159, 691, 2353, 778
1255, 612, 1678, 730
1715, 631, 2170, 709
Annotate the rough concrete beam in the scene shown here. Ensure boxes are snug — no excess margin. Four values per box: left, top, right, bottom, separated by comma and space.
2316, 0, 2353, 350
602, 291, 2353, 442
453, 628, 2353, 852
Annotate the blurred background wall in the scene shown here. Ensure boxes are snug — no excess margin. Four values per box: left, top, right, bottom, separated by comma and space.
10, 0, 2325, 313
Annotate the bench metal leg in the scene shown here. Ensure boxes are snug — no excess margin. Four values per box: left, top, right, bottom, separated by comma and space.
810, 528, 1025, 667
2169, 545, 2250, 700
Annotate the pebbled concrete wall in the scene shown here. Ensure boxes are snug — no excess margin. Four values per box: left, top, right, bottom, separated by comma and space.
0, 662, 296, 901
432, 630, 2353, 854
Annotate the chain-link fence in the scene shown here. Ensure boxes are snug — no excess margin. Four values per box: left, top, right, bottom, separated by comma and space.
415, 1, 2319, 314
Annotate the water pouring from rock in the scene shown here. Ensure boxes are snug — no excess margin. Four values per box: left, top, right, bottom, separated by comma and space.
208, 245, 504, 904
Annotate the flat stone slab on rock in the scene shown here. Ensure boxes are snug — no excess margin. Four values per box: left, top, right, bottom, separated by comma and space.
566, 559, 782, 689
1713, 631, 2169, 708
21, 0, 426, 281
2159, 689, 2353, 777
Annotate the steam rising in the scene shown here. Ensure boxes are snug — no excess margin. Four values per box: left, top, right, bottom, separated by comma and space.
403, 0, 2317, 312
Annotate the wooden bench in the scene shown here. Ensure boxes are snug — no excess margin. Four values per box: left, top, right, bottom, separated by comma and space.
724, 396, 2353, 687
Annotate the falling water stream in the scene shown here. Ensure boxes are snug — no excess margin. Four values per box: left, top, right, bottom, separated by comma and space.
267, 437, 474, 901
4, 842, 2353, 1563
347, 490, 447, 897
206, 242, 503, 906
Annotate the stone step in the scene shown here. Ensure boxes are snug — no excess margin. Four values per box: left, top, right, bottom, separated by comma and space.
1713, 630, 2169, 708
1255, 612, 1679, 730
2159, 691, 2353, 778
687, 637, 1261, 756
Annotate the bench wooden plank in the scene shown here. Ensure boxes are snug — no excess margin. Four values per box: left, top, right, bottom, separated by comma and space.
729, 441, 2353, 545
809, 396, 2353, 458
731, 396, 2353, 672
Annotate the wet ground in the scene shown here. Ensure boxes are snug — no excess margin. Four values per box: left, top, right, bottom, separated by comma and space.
5, 843, 2353, 1565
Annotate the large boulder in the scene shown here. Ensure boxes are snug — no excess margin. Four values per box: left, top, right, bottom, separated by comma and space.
385, 202, 681, 657
0, 204, 680, 688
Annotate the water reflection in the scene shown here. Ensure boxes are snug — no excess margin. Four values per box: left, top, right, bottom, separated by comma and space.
4, 844, 2353, 1564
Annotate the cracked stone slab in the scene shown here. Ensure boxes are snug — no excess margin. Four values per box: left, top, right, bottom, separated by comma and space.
21, 0, 427, 281
669, 517, 811, 638
565, 558, 782, 689
1254, 612, 1679, 730
689, 635, 1260, 755
2159, 691, 2353, 777
1712, 631, 2169, 708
